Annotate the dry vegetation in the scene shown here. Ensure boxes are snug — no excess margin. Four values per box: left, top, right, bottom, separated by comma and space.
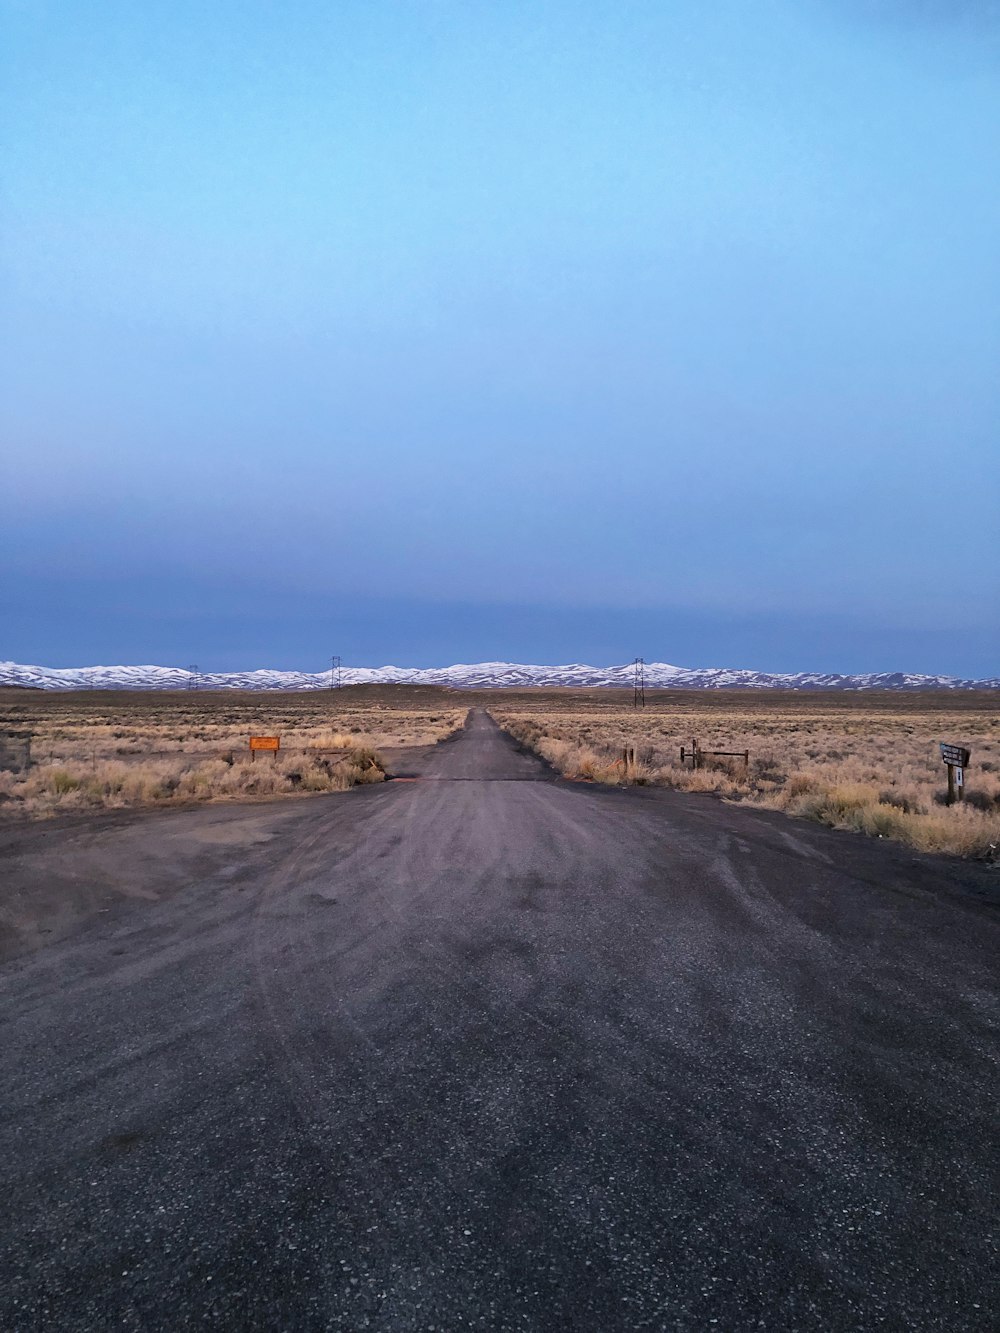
5, 683, 998, 858
492, 690, 1000, 860
0, 687, 463, 817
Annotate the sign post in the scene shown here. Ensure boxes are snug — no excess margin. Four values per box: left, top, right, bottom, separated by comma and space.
939, 743, 971, 806
249, 735, 280, 762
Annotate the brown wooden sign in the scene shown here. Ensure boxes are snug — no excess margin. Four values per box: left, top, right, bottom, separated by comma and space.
940, 742, 971, 805
940, 743, 971, 767
249, 735, 280, 755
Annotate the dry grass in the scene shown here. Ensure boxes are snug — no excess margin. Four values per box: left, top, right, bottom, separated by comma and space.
0, 688, 463, 817
5, 684, 997, 856
495, 695, 1000, 860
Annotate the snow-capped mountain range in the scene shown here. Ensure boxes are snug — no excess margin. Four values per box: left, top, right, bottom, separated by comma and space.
1, 660, 997, 692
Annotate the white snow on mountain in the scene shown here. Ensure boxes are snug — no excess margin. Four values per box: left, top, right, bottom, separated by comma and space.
1, 660, 996, 691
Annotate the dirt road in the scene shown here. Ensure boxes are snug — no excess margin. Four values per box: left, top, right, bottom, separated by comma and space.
1, 710, 997, 1329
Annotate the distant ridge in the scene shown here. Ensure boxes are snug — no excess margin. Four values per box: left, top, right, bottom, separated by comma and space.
1, 660, 997, 692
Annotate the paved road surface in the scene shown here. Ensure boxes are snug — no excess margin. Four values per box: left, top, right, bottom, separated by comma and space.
2, 711, 998, 1329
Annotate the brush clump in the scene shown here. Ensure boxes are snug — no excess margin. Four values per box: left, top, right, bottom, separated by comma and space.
0, 749, 384, 815
0, 693, 464, 817
497, 700, 1000, 860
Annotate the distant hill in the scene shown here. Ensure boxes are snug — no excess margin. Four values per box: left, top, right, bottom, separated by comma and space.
2, 660, 997, 692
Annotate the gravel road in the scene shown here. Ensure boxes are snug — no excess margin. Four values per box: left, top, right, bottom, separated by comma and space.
1, 709, 997, 1329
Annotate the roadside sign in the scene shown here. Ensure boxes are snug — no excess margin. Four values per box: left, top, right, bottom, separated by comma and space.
249, 735, 280, 760
940, 743, 971, 767
940, 743, 970, 805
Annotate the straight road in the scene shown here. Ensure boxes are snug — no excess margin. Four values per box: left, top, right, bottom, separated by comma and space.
1, 710, 997, 1329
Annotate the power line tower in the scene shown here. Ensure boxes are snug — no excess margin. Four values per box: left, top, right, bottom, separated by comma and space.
187, 664, 200, 691
633, 657, 645, 709
330, 655, 342, 690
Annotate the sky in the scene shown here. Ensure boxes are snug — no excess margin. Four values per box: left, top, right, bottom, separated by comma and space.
2, 0, 998, 676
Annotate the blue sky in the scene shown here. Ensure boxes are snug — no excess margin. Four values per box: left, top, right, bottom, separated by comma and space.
3, 1, 998, 674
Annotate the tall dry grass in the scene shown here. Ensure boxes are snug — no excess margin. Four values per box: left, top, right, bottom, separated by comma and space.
0, 695, 463, 817
0, 747, 387, 816
496, 703, 1000, 860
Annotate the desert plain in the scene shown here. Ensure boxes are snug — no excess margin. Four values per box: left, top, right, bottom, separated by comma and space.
2, 685, 997, 859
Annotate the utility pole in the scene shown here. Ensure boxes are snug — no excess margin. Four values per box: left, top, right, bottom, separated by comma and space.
633, 657, 645, 709
330, 655, 342, 690
187, 665, 200, 691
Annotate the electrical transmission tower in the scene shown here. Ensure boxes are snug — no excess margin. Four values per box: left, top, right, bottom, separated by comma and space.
330, 655, 342, 690
633, 657, 645, 709
187, 665, 200, 691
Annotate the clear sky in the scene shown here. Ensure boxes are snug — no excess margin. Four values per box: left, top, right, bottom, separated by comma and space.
3, 1, 998, 675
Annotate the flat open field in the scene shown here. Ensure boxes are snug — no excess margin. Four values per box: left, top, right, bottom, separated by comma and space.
490, 689, 1000, 859
0, 686, 463, 815
3, 686, 998, 856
